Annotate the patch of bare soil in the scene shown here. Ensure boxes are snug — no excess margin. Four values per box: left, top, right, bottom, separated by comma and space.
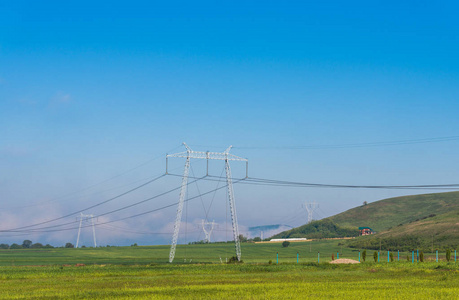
329, 258, 360, 264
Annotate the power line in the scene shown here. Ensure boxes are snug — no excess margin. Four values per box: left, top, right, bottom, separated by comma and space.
1, 145, 183, 210
7, 178, 247, 234
167, 173, 459, 190
232, 135, 459, 150
0, 174, 166, 232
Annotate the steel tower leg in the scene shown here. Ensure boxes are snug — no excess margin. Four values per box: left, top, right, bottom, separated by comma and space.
169, 156, 190, 263
225, 159, 241, 261
76, 213, 83, 248
91, 216, 97, 248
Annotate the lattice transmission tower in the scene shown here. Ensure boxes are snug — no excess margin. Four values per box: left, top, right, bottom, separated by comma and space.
166, 143, 248, 263
305, 201, 318, 224
201, 219, 216, 243
76, 213, 97, 248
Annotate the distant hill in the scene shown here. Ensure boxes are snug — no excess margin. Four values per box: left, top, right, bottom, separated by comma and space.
328, 191, 459, 232
272, 191, 459, 250
271, 219, 358, 239
247, 224, 293, 239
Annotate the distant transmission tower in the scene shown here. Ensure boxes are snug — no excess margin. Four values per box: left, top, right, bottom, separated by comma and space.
305, 201, 318, 224
201, 219, 216, 243
76, 213, 97, 248
166, 143, 248, 263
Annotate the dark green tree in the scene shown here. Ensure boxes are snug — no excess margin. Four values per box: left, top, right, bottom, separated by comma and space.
22, 240, 32, 248
10, 243, 22, 249
390, 252, 394, 262
373, 251, 378, 262
0, 243, 9, 249
420, 251, 424, 262
446, 249, 451, 262
362, 250, 367, 262
65, 243, 74, 248
282, 241, 290, 248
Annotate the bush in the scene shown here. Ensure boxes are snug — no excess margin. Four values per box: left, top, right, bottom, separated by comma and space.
373, 251, 378, 262
227, 256, 243, 264
331, 254, 334, 261
282, 241, 290, 248
65, 243, 74, 248
420, 251, 424, 262
390, 252, 394, 262
446, 249, 451, 262
10, 243, 22, 249
362, 250, 366, 262
268, 260, 272, 265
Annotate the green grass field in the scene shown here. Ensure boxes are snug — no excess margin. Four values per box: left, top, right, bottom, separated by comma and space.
1, 241, 459, 299
0, 240, 364, 266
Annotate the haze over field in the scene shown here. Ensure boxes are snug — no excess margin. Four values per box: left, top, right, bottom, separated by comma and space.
1, 1, 459, 246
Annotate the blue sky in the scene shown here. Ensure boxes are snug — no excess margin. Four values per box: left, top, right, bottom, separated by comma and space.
1, 1, 459, 247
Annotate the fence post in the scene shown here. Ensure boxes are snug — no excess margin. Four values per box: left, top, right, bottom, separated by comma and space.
412, 251, 414, 263
359, 250, 360, 262
318, 252, 320, 263
337, 252, 339, 259
398, 250, 399, 261
387, 250, 390, 262
417, 249, 419, 262
378, 251, 380, 262
436, 250, 438, 263
297, 252, 299, 264
455, 250, 457, 262
277, 252, 278, 265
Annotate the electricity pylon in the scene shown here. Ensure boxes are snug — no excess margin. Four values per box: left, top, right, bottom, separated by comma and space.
201, 219, 216, 243
76, 213, 97, 248
166, 143, 248, 263
305, 201, 318, 224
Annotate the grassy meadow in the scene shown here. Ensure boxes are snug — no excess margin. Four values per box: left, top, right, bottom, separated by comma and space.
0, 240, 360, 266
1, 240, 459, 298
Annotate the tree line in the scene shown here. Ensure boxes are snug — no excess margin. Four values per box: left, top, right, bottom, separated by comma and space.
0, 240, 75, 249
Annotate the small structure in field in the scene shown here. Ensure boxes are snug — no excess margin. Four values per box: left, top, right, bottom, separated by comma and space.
270, 238, 308, 242
358, 227, 374, 236
329, 258, 360, 264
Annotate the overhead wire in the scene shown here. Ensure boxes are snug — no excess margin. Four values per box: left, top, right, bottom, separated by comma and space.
233, 135, 459, 150
0, 174, 167, 232
3, 145, 183, 210
5, 177, 247, 234
166, 173, 459, 190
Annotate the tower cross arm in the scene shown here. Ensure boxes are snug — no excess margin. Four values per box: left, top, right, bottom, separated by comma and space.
167, 150, 247, 162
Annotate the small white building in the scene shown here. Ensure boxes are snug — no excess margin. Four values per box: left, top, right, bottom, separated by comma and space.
270, 238, 307, 242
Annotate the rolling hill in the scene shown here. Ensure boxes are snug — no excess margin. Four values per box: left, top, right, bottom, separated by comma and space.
272, 191, 459, 250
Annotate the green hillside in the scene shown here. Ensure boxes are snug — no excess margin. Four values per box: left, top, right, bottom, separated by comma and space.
328, 191, 459, 232
271, 219, 358, 239
348, 209, 459, 251
272, 191, 459, 250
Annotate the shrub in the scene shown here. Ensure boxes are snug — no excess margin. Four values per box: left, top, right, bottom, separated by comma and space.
268, 260, 272, 265
227, 256, 243, 264
446, 249, 451, 262
420, 251, 424, 262
282, 241, 290, 248
362, 250, 366, 262
331, 254, 334, 261
373, 251, 378, 262
390, 252, 394, 262
406, 255, 410, 262
10, 243, 22, 249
